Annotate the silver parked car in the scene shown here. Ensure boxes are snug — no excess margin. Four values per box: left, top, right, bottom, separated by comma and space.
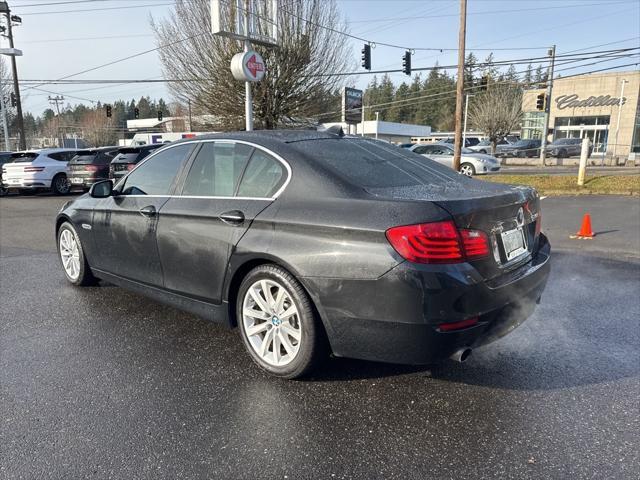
410, 143, 501, 176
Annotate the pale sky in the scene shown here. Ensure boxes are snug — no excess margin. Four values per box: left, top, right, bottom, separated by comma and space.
3, 0, 639, 117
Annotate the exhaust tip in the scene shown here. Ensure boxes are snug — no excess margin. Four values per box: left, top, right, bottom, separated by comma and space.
450, 348, 472, 363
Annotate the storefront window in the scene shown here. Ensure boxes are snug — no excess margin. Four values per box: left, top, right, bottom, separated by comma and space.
522, 112, 545, 139
553, 115, 611, 153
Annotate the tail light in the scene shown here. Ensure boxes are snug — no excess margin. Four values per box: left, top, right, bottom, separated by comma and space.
24, 166, 45, 172
126, 163, 136, 171
85, 165, 99, 172
385, 220, 490, 264
438, 316, 479, 332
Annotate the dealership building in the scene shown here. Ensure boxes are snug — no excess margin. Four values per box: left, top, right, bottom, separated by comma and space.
521, 70, 640, 161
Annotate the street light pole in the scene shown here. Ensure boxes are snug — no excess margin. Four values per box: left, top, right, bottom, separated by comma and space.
0, 2, 26, 150
463, 93, 473, 146
538, 45, 556, 166
375, 111, 379, 139
611, 78, 628, 160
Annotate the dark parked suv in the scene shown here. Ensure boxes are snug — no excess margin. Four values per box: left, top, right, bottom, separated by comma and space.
67, 147, 119, 191
545, 138, 591, 158
109, 144, 164, 181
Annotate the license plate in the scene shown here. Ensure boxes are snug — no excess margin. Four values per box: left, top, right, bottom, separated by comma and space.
9, 178, 20, 185
71, 177, 83, 184
501, 227, 527, 260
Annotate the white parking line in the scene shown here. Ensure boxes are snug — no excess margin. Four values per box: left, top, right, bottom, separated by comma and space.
540, 196, 548, 200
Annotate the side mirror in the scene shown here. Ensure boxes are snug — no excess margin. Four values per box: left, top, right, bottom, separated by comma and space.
89, 179, 113, 198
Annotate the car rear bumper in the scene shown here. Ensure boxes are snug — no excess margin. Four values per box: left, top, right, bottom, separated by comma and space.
304, 233, 551, 365
2, 176, 52, 189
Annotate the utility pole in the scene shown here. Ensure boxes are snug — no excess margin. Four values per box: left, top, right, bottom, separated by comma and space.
48, 95, 64, 147
538, 45, 556, 166
375, 111, 379, 139
452, 0, 467, 172
611, 78, 628, 160
1, 2, 25, 150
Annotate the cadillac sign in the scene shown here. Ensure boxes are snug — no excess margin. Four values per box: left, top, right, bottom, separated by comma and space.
555, 94, 626, 110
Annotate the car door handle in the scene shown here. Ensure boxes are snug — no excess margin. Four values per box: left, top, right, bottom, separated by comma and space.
219, 210, 245, 225
139, 205, 157, 217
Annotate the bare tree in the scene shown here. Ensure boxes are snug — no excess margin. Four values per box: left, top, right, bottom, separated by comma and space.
469, 84, 523, 154
151, 0, 353, 130
81, 110, 118, 147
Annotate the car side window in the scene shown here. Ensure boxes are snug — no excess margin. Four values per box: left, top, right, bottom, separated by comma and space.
120, 144, 193, 196
49, 152, 70, 161
413, 146, 428, 154
236, 150, 285, 198
182, 142, 253, 197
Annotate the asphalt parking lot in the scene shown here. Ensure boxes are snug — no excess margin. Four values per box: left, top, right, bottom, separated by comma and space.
1, 193, 639, 479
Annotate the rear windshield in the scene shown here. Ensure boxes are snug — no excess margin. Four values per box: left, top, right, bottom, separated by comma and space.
291, 138, 461, 188
11, 152, 39, 162
71, 149, 117, 164
113, 146, 161, 163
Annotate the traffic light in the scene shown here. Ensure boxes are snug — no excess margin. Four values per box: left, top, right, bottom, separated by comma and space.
10, 92, 16, 107
480, 76, 489, 91
105, 104, 112, 118
157, 110, 163, 122
536, 93, 545, 111
361, 43, 371, 70
402, 50, 411, 76
134, 107, 140, 119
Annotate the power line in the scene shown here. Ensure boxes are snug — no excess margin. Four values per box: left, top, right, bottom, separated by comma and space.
16, 50, 639, 86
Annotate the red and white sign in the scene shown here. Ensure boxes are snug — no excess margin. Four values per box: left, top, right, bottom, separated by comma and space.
231, 50, 266, 82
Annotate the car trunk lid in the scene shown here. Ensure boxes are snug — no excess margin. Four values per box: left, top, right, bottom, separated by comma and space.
367, 179, 541, 280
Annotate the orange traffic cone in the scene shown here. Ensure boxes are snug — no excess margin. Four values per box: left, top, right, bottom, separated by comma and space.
570, 213, 595, 239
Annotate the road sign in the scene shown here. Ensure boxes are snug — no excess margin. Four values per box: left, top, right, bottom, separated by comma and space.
211, 0, 278, 46
231, 50, 266, 82
342, 87, 363, 124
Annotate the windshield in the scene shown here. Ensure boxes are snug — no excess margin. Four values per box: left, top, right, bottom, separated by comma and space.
291, 138, 461, 189
70, 152, 98, 164
10, 152, 39, 163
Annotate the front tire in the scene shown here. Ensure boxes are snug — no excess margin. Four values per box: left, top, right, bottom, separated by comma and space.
57, 222, 96, 286
459, 162, 476, 177
237, 265, 325, 379
52, 174, 70, 195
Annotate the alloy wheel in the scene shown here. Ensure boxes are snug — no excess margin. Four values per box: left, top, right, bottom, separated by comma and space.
54, 175, 70, 194
59, 229, 81, 280
460, 164, 474, 177
242, 279, 302, 367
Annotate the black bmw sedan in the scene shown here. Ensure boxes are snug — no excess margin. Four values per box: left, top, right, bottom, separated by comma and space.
55, 130, 550, 379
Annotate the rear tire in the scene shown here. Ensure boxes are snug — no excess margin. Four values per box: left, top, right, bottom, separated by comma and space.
57, 222, 96, 286
237, 265, 326, 379
52, 174, 70, 195
459, 162, 476, 177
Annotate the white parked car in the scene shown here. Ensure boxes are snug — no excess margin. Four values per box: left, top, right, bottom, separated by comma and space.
1, 148, 79, 195
410, 143, 501, 176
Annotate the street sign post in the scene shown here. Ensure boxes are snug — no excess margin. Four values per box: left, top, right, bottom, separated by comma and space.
212, 0, 278, 131
342, 87, 363, 129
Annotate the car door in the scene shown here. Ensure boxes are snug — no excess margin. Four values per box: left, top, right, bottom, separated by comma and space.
91, 143, 196, 286
156, 140, 288, 303
426, 145, 454, 167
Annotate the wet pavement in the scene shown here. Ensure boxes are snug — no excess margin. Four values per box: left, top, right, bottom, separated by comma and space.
1, 194, 638, 479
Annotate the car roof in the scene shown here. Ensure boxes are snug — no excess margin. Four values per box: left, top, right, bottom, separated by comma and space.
167, 129, 342, 147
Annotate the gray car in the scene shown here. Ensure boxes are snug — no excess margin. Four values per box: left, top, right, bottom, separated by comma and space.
410, 143, 501, 176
